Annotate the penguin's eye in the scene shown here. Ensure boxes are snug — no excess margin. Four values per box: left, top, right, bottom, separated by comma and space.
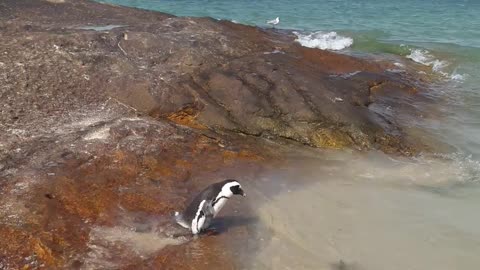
230, 185, 240, 194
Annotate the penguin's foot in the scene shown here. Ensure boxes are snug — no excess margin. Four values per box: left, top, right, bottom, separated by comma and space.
203, 227, 219, 236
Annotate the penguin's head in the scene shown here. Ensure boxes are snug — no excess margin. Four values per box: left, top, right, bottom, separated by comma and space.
223, 179, 246, 197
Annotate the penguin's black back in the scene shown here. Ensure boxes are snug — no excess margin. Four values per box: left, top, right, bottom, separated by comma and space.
182, 180, 233, 222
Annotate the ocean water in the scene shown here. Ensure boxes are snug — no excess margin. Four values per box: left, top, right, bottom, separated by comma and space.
96, 1, 480, 269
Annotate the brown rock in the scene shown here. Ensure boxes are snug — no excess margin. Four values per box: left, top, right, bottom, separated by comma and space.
0, 0, 443, 268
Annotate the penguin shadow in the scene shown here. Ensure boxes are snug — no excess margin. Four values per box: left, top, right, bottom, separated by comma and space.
330, 260, 363, 270
208, 215, 258, 235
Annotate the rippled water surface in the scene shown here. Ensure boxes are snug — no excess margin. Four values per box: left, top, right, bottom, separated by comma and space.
239, 150, 480, 270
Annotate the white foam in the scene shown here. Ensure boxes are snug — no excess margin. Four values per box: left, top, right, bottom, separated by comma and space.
405, 48, 469, 83
263, 49, 284, 55
450, 73, 466, 82
406, 49, 428, 64
429, 152, 480, 183
406, 49, 449, 73
340, 70, 361, 78
294, 31, 353, 51
388, 62, 406, 73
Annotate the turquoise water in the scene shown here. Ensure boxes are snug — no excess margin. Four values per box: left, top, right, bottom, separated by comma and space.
99, 0, 480, 73
100, 0, 480, 160
101, 0, 480, 47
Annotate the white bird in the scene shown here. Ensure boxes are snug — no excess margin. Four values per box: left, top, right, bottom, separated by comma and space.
267, 17, 280, 27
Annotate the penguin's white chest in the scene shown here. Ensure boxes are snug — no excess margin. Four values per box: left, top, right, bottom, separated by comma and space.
213, 197, 228, 217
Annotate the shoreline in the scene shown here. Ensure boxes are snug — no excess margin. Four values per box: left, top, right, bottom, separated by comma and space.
0, 0, 458, 268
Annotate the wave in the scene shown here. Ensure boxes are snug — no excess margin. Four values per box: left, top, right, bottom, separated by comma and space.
294, 31, 353, 51
405, 48, 466, 82
426, 152, 480, 183
449, 73, 465, 81
293, 31, 466, 82
291, 29, 469, 83
406, 48, 448, 72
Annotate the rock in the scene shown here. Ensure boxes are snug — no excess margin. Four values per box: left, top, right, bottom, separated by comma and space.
0, 116, 266, 269
0, 0, 429, 156
0, 0, 437, 268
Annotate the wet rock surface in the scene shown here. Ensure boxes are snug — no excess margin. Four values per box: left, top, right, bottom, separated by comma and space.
0, 0, 436, 269
0, 112, 268, 269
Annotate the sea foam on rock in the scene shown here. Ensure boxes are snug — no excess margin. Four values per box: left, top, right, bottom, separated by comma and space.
406, 48, 467, 82
294, 31, 353, 50
406, 48, 448, 73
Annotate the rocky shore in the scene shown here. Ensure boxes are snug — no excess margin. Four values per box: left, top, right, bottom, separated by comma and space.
1, 0, 434, 269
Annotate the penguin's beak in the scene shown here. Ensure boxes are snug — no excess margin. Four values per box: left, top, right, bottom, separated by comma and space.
240, 189, 246, 197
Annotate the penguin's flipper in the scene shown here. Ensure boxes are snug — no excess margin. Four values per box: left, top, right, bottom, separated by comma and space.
198, 200, 215, 233
196, 210, 206, 233
174, 211, 190, 229
203, 200, 215, 217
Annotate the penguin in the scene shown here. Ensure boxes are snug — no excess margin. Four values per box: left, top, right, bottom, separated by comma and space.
174, 179, 246, 234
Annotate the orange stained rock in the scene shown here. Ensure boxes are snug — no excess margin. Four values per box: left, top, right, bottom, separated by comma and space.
143, 156, 175, 178
147, 237, 237, 270
298, 46, 383, 74
54, 176, 118, 222
33, 241, 56, 268
167, 107, 207, 130
222, 149, 264, 162
120, 193, 174, 214
0, 226, 60, 268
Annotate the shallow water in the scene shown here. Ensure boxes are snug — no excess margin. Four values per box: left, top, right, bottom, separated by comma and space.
44, 148, 480, 269
78, 210, 195, 268
83, 225, 187, 269
240, 150, 480, 270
